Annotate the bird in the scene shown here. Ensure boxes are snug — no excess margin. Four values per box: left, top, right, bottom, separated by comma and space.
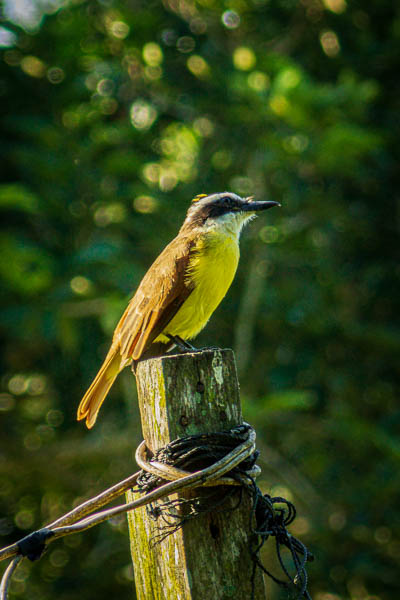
77, 191, 279, 428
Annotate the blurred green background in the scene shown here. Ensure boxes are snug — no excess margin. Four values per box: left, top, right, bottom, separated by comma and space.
0, 0, 399, 598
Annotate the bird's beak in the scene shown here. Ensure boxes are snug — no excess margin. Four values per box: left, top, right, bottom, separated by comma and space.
241, 198, 281, 212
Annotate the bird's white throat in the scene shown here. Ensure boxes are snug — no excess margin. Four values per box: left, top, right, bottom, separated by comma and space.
202, 211, 257, 240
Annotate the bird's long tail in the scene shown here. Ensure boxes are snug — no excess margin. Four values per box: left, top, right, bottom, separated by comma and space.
77, 348, 122, 429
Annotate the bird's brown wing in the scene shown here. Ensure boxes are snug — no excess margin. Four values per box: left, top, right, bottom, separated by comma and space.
113, 233, 198, 362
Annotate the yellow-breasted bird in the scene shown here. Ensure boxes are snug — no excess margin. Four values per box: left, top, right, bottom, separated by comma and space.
77, 192, 279, 428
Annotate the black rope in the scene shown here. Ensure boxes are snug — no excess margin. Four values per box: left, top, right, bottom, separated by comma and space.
136, 423, 258, 491
247, 477, 313, 599
135, 424, 313, 599
16, 528, 54, 562
147, 487, 242, 545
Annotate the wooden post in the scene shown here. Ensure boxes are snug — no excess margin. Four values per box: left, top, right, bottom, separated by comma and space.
126, 349, 266, 599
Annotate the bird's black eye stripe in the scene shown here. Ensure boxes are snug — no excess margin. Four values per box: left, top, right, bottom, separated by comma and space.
220, 196, 238, 210
206, 197, 241, 219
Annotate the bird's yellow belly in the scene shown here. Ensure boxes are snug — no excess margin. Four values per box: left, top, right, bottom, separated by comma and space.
155, 233, 239, 343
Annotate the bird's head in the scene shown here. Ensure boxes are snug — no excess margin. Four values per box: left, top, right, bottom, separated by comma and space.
182, 191, 280, 237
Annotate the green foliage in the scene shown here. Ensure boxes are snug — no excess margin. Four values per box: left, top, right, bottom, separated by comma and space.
0, 184, 39, 213
0, 0, 399, 599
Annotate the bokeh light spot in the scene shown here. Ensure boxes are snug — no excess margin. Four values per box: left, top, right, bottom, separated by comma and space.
8, 375, 28, 395
221, 10, 240, 29
94, 203, 126, 227
15, 510, 35, 529
161, 29, 177, 46
269, 95, 289, 116
49, 549, 69, 568
187, 55, 210, 78
110, 21, 130, 39
130, 100, 158, 130
322, 0, 347, 14
259, 225, 279, 244
142, 163, 160, 185
26, 375, 46, 396
247, 71, 270, 91
177, 36, 195, 53
159, 169, 178, 192
142, 42, 163, 66
193, 117, 214, 137
190, 17, 207, 34
47, 66, 65, 84
97, 78, 114, 96
133, 195, 158, 214
320, 30, 341, 57
278, 67, 301, 89
144, 65, 162, 81
283, 134, 309, 153
20, 55, 46, 78
233, 47, 256, 71
70, 276, 92, 295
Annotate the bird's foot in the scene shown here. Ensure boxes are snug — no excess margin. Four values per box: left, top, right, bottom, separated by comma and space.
166, 336, 223, 355
166, 335, 198, 353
